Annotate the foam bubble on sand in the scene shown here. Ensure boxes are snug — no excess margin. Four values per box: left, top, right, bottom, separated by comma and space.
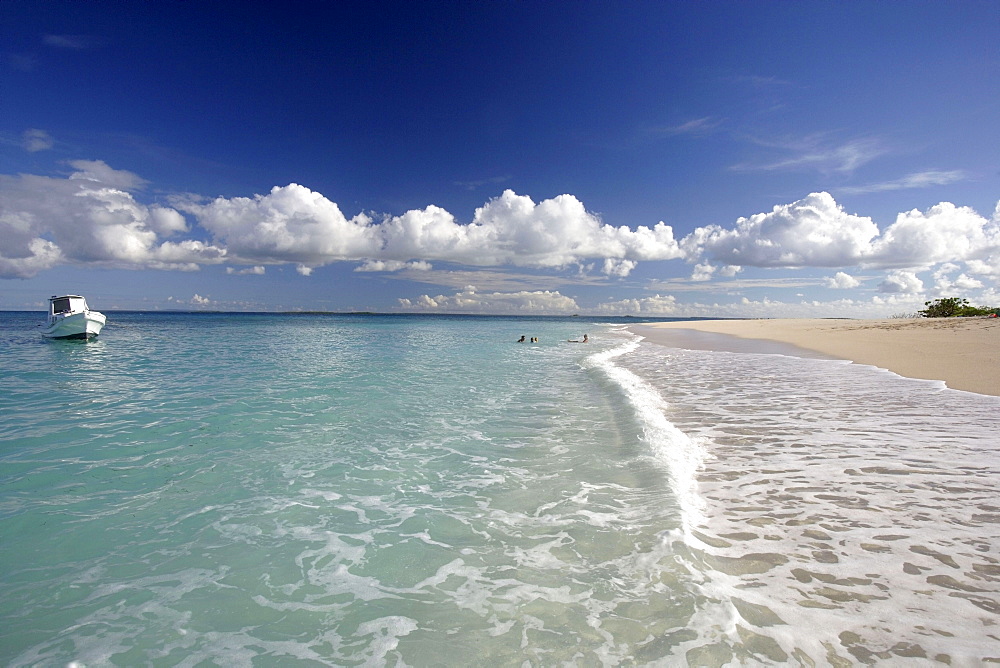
617, 338, 1000, 664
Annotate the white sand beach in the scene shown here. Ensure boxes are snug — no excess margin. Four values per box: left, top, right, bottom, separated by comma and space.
635, 317, 1000, 396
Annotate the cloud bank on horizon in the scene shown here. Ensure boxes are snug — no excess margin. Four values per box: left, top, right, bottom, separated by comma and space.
2, 159, 998, 316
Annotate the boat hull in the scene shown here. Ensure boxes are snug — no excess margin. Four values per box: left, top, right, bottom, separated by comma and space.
42, 311, 106, 339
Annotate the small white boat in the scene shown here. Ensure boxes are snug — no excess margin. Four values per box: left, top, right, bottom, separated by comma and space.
42, 295, 107, 339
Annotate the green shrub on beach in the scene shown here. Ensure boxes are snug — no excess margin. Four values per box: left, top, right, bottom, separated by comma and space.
918, 297, 999, 318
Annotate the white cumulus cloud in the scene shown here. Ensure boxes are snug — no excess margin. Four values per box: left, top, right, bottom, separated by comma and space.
602, 258, 637, 277
687, 192, 1000, 291
382, 190, 683, 274
226, 265, 265, 275
931, 264, 983, 294
0, 160, 224, 278
355, 260, 432, 272
687, 192, 879, 268
4, 160, 999, 309
185, 186, 683, 276
826, 271, 860, 289
183, 183, 377, 264
398, 287, 580, 314
869, 202, 1000, 269
690, 262, 715, 281
877, 270, 923, 294
966, 256, 1000, 278
594, 294, 680, 315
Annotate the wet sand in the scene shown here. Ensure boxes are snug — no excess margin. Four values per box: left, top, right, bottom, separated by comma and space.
633, 317, 1000, 396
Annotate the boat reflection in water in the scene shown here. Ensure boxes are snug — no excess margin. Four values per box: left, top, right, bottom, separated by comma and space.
41, 295, 106, 340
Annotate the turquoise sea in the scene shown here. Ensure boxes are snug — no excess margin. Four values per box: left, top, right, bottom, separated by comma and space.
2, 312, 999, 666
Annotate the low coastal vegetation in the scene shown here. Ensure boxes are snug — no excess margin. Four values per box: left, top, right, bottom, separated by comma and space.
918, 297, 1000, 318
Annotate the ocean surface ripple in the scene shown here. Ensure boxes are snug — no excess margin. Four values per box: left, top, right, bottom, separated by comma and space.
1, 313, 998, 666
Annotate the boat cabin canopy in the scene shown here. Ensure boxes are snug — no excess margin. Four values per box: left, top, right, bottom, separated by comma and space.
49, 295, 88, 314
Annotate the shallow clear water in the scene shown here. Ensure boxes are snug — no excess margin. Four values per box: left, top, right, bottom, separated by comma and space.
1, 313, 998, 666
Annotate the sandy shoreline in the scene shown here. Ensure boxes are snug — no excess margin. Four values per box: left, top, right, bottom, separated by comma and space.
632, 317, 1000, 397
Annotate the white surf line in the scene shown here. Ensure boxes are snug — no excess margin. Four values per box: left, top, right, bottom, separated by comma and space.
584, 337, 708, 537
586, 335, 773, 663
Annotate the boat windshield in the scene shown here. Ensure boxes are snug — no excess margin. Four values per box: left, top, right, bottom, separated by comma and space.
51, 297, 73, 313
50, 297, 88, 314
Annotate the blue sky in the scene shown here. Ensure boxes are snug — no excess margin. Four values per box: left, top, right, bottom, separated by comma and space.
2, 1, 998, 316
